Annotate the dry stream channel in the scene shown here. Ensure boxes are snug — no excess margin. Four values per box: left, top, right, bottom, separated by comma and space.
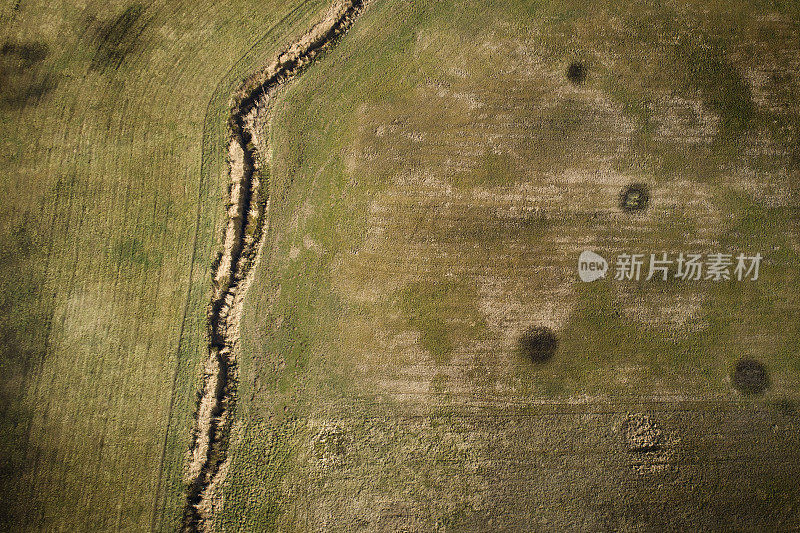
182, 1, 366, 530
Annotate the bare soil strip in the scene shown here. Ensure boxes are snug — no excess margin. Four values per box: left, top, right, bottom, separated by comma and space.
182, 1, 366, 530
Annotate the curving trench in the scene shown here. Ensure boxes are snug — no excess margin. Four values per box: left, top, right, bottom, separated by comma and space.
182, 1, 366, 530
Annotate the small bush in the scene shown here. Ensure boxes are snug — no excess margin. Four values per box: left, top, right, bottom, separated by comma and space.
518, 326, 558, 363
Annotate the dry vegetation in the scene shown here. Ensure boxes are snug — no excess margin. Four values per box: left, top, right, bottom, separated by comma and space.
2, 0, 800, 530
221, 0, 800, 529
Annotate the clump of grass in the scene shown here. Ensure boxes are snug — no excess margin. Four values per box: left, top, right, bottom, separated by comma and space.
566, 60, 587, 85
732, 359, 769, 394
619, 183, 650, 212
518, 326, 558, 363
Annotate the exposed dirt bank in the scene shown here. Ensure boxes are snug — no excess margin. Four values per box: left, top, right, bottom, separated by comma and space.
182, 1, 366, 530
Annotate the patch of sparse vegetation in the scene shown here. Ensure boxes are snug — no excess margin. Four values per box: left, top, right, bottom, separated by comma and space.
621, 413, 662, 452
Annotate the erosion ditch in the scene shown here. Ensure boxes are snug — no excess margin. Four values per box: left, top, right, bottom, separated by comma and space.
182, 1, 366, 530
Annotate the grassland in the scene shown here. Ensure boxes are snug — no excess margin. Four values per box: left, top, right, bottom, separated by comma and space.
0, 0, 333, 530
214, 0, 800, 529
3, 0, 800, 530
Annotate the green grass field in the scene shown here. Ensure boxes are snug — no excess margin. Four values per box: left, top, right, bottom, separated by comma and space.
2, 0, 800, 530
0, 0, 332, 530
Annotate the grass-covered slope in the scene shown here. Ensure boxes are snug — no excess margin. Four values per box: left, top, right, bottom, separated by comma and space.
222, 0, 800, 529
